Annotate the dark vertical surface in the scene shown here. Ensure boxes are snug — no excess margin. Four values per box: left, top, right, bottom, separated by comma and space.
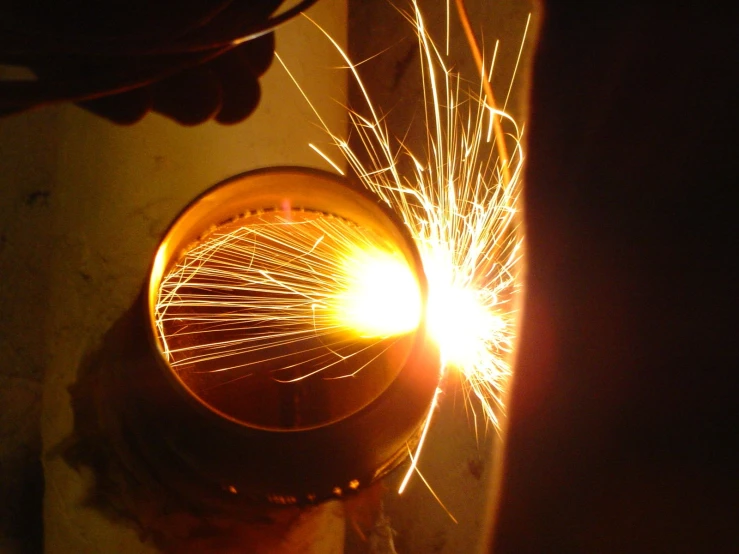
491, 3, 738, 552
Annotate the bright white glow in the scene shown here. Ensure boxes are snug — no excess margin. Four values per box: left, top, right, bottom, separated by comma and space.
334, 247, 422, 337
427, 280, 504, 369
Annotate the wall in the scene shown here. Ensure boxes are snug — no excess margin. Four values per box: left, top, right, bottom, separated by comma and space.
0, 1, 346, 552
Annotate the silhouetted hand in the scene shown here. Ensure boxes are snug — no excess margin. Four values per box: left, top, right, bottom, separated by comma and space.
0, 0, 293, 125
78, 33, 275, 125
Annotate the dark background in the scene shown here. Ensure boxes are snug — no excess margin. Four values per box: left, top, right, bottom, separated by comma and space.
490, 2, 738, 552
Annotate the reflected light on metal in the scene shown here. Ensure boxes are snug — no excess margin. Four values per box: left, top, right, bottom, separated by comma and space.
144, 167, 440, 505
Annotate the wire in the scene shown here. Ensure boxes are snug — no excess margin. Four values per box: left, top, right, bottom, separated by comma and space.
453, 0, 511, 187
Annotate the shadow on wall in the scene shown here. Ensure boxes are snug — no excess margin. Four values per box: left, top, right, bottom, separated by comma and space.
56, 284, 404, 553
57, 292, 326, 553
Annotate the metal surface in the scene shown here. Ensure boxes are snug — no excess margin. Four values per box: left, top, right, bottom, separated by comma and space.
139, 167, 440, 506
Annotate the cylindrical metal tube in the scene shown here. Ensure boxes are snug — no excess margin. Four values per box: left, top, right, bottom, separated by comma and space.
138, 167, 440, 507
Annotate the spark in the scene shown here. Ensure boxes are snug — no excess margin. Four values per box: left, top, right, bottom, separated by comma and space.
156, 210, 422, 385
309, 142, 345, 175
280, 0, 528, 493
397, 383, 444, 494
288, 0, 527, 430
402, 440, 458, 524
